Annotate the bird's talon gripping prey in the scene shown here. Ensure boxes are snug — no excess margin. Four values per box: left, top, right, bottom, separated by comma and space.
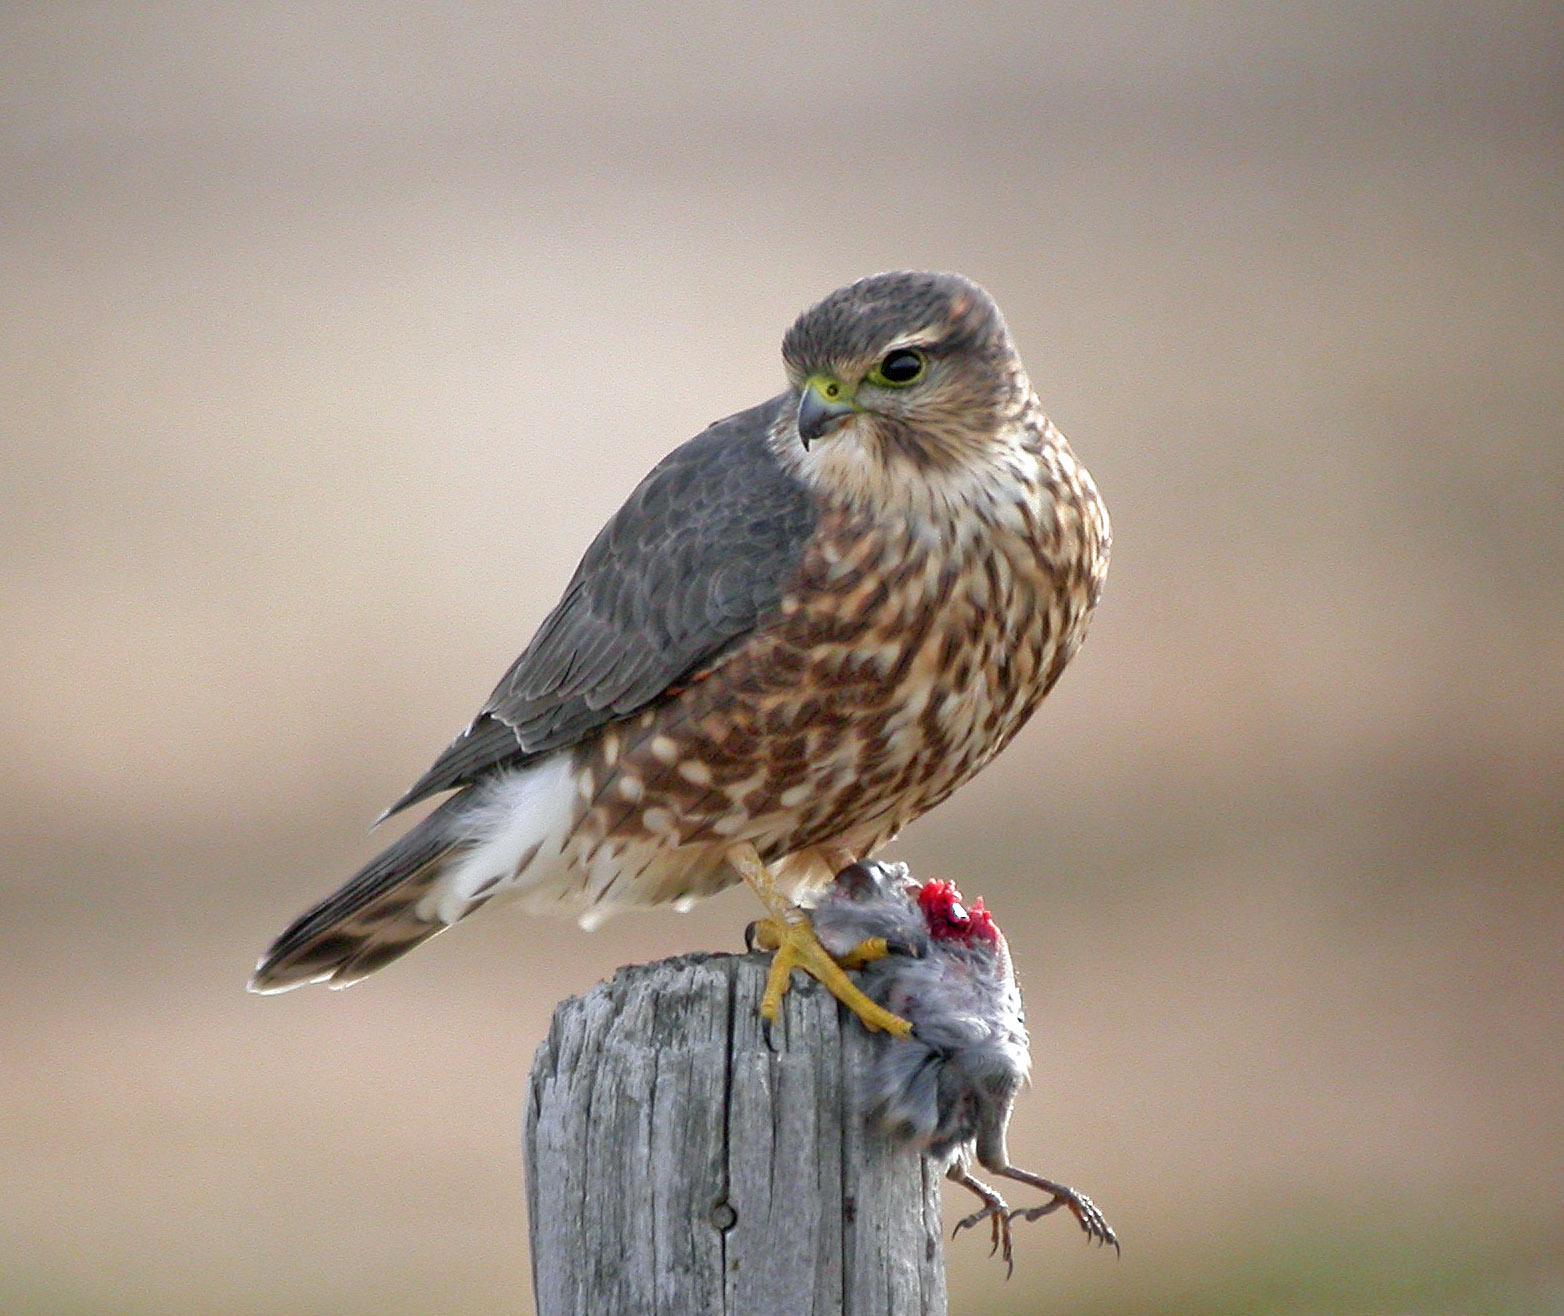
753, 916, 914, 1037
728, 842, 913, 1036
834, 935, 893, 970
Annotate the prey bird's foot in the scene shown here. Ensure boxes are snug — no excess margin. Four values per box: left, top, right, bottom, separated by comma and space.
1008, 1183, 1119, 1254
953, 1193, 1015, 1278
752, 917, 913, 1038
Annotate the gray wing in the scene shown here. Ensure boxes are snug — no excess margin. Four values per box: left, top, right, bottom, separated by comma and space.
380, 394, 814, 819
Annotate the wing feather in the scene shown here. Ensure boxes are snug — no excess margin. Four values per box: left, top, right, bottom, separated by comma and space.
380, 395, 813, 819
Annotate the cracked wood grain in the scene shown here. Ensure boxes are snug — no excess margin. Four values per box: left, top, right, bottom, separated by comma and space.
525, 952, 946, 1315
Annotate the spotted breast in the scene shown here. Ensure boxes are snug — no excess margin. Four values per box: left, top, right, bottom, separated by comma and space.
561, 405, 1109, 912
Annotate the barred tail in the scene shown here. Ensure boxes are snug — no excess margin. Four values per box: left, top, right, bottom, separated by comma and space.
248, 794, 476, 993
249, 754, 584, 993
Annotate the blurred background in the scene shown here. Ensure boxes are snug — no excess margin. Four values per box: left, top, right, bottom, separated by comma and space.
3, 4, 1560, 1313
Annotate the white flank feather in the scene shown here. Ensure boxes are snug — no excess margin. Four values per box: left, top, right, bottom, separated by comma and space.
420, 754, 580, 925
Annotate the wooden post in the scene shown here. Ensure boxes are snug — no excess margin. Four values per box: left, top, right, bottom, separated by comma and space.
525, 951, 947, 1315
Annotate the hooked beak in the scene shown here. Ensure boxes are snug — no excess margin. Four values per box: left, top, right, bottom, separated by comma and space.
797, 377, 857, 449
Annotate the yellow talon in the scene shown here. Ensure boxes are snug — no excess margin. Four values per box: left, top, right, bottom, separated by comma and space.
749, 919, 783, 953
725, 842, 912, 1038
753, 918, 912, 1038
836, 936, 891, 970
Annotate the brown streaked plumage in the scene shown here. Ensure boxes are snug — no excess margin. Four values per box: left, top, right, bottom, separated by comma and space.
250, 271, 1109, 993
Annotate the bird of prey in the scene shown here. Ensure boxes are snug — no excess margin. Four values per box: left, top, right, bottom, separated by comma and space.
809, 860, 1118, 1274
249, 271, 1111, 1036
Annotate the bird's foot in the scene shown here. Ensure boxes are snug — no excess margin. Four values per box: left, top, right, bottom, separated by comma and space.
750, 916, 912, 1038
1007, 1182, 1119, 1253
953, 1191, 1015, 1277
836, 935, 894, 970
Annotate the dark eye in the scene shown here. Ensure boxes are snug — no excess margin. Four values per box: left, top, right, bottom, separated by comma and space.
947, 902, 970, 927
869, 348, 927, 388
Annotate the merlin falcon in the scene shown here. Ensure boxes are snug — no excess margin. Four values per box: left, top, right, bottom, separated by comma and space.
251, 271, 1110, 1033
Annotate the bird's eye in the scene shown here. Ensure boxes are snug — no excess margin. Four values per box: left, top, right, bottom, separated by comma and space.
947, 902, 970, 927
868, 348, 927, 388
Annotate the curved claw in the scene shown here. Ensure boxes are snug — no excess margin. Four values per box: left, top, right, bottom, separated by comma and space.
953, 1203, 1014, 1279
1008, 1188, 1119, 1256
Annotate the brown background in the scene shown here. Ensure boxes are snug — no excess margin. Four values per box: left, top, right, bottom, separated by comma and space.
3, 4, 1560, 1313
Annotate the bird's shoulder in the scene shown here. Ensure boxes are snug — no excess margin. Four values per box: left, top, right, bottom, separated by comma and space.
579, 393, 815, 588
380, 393, 817, 818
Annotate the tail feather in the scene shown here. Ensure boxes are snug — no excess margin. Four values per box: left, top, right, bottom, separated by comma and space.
250, 754, 585, 994
248, 794, 471, 994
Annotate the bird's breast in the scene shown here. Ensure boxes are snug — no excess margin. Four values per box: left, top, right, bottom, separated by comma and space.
572, 434, 1107, 867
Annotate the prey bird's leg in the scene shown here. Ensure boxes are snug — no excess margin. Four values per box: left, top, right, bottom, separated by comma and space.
997, 1166, 1120, 1254
727, 843, 912, 1038
948, 1165, 1016, 1278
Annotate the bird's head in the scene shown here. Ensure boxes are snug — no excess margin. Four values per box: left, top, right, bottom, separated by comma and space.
777, 272, 1030, 504
916, 878, 1001, 951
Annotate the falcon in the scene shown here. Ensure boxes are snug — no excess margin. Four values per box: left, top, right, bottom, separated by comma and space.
249, 271, 1111, 1037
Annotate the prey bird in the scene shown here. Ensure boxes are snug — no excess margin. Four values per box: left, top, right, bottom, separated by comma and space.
250, 271, 1111, 1037
809, 859, 1119, 1274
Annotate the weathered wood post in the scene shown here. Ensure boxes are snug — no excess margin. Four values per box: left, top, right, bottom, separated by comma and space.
525, 951, 947, 1315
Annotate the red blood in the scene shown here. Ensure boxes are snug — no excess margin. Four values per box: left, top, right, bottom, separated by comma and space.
917, 879, 999, 947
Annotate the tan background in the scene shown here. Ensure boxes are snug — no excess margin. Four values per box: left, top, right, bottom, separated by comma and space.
3, 4, 1561, 1313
